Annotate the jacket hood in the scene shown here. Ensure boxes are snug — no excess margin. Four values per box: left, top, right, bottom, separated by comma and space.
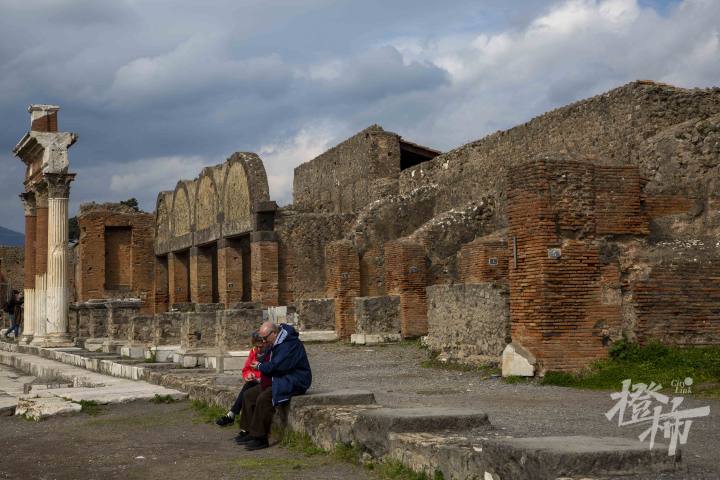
276, 323, 299, 346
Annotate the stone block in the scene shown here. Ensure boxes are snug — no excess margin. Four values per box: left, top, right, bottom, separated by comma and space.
426, 283, 509, 366
195, 303, 225, 313
297, 298, 335, 331
287, 404, 382, 451
15, 395, 82, 421
299, 330, 338, 342
353, 407, 490, 457
120, 345, 146, 359
354, 295, 401, 334
217, 308, 262, 351
147, 345, 179, 363
350, 333, 402, 345
502, 342, 536, 377
290, 389, 376, 408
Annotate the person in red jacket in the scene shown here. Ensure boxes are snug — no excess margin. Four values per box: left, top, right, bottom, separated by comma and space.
215, 332, 266, 428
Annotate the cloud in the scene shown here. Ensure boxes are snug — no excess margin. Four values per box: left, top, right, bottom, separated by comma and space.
2, 0, 719, 233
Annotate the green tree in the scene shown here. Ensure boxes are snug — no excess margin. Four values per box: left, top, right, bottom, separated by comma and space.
120, 198, 140, 211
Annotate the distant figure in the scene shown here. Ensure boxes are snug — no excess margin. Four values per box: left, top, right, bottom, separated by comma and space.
3, 290, 22, 339
215, 332, 266, 429
236, 321, 312, 451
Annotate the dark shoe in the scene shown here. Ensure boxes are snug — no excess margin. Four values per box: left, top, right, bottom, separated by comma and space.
235, 432, 254, 444
215, 415, 234, 427
234, 430, 249, 441
245, 437, 269, 451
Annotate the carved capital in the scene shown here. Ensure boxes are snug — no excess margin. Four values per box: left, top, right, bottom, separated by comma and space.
45, 173, 74, 199
34, 181, 49, 207
19, 191, 36, 216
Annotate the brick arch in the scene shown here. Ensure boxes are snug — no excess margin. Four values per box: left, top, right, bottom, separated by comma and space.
195, 168, 220, 231
171, 182, 192, 237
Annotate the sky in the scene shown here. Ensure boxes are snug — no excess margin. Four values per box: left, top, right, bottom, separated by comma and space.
1, 0, 718, 233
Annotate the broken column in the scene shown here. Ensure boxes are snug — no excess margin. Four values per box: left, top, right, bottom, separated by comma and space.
19, 192, 36, 344
13, 104, 77, 348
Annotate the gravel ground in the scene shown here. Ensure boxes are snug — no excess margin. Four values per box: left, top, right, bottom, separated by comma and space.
0, 392, 375, 480
306, 342, 720, 479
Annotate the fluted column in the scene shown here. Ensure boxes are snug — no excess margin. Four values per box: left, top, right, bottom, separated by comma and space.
19, 192, 36, 344
43, 174, 74, 347
30, 183, 49, 346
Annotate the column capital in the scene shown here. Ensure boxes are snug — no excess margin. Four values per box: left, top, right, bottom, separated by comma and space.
20, 191, 37, 216
34, 181, 49, 207
45, 173, 75, 199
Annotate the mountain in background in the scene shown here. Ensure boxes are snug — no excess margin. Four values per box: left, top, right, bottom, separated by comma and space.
0, 226, 24, 246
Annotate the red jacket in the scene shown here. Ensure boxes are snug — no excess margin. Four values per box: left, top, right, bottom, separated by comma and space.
242, 347, 263, 382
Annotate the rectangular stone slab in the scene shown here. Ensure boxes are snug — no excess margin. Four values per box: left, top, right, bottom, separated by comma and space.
291, 389, 376, 407
353, 407, 491, 457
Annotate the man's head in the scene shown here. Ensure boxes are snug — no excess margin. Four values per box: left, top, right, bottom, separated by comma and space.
257, 321, 279, 346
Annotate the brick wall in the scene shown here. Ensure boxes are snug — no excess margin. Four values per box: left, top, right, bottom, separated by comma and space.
507, 158, 644, 372
458, 238, 508, 284
0, 246, 24, 302
325, 240, 360, 338
217, 238, 244, 306
190, 246, 215, 304
250, 234, 279, 307
76, 206, 155, 313
154, 256, 169, 314
384, 240, 428, 338
168, 251, 190, 304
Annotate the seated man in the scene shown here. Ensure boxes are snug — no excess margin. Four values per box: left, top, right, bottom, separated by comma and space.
237, 321, 312, 450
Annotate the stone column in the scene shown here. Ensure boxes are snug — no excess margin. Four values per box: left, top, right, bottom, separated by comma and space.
19, 192, 36, 344
43, 173, 74, 347
31, 183, 49, 346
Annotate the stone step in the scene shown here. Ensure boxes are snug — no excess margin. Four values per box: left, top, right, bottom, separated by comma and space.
387, 432, 680, 480
353, 407, 491, 457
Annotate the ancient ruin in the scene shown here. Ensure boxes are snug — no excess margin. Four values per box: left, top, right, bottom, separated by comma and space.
12, 105, 76, 347
5, 81, 706, 377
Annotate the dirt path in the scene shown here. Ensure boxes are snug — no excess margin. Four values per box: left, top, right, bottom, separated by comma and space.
0, 400, 374, 480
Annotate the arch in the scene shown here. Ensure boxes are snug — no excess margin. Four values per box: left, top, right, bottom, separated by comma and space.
195, 169, 219, 231
171, 182, 191, 236
155, 191, 172, 243
224, 160, 252, 224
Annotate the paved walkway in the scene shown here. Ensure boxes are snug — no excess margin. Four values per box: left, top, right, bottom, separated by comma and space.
307, 342, 720, 478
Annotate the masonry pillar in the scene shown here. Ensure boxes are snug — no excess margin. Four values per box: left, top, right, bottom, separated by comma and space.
325, 240, 360, 338
154, 255, 169, 314
168, 251, 189, 304
189, 246, 214, 304
31, 184, 49, 346
250, 232, 279, 308
43, 173, 74, 346
19, 192, 36, 344
217, 238, 243, 307
384, 240, 428, 338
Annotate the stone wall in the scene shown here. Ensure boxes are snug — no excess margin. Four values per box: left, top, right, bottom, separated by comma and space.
399, 81, 720, 219
426, 283, 510, 365
0, 246, 23, 302
75, 203, 155, 314
275, 210, 355, 305
296, 298, 335, 331
354, 296, 400, 334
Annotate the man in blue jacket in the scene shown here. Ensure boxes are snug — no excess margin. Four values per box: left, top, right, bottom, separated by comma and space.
237, 321, 312, 450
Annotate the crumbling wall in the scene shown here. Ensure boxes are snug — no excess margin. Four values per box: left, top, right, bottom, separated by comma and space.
76, 203, 155, 314
296, 298, 335, 331
293, 125, 403, 213
426, 283, 510, 365
354, 296, 400, 334
275, 210, 356, 305
0, 246, 24, 301
399, 82, 720, 220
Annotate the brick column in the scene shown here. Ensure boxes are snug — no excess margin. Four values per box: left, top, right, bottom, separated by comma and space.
384, 240, 428, 338
217, 238, 243, 307
189, 246, 213, 304
250, 232, 279, 308
154, 255, 169, 314
168, 251, 190, 304
43, 173, 74, 347
30, 183, 49, 346
19, 192, 36, 344
325, 240, 360, 338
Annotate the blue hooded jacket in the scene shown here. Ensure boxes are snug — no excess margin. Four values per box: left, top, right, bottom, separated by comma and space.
257, 324, 312, 406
